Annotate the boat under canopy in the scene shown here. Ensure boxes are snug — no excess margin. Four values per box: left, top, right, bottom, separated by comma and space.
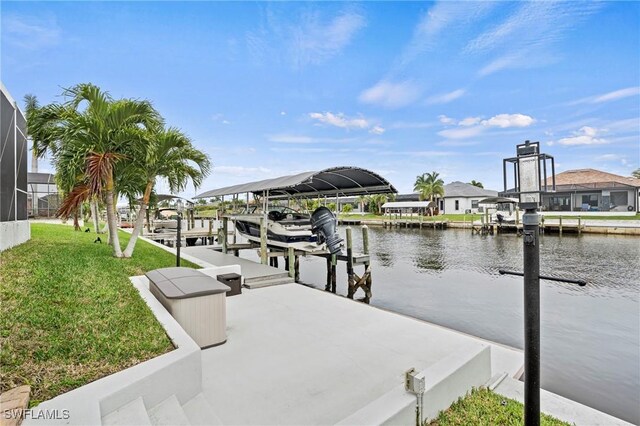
194, 166, 397, 199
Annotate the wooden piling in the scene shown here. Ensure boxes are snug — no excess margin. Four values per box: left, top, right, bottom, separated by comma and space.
294, 255, 300, 283
559, 216, 563, 235
362, 225, 369, 255
515, 209, 520, 225
331, 254, 337, 293
221, 217, 228, 254
578, 216, 582, 235
346, 227, 355, 299
288, 247, 295, 278
326, 257, 332, 291
260, 217, 267, 264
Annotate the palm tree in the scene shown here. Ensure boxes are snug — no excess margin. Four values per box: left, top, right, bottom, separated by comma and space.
632, 169, 640, 179
369, 194, 388, 215
356, 195, 369, 213
414, 171, 445, 202
37, 83, 161, 257
469, 180, 484, 188
122, 127, 211, 257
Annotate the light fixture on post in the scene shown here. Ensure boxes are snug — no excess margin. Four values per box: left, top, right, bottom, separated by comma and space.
175, 198, 184, 267
500, 141, 585, 426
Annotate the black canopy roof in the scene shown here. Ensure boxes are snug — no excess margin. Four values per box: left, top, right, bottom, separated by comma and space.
195, 166, 397, 199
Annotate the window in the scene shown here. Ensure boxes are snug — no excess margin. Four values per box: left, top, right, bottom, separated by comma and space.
471, 200, 479, 209
610, 191, 628, 207
455, 200, 459, 211
581, 194, 598, 208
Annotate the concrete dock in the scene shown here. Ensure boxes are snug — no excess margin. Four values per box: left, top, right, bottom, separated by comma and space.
199, 283, 523, 424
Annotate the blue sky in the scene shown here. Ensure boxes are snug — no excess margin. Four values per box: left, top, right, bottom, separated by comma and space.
2, 1, 639, 197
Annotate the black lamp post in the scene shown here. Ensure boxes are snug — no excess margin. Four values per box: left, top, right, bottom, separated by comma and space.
502, 141, 553, 426
175, 199, 183, 267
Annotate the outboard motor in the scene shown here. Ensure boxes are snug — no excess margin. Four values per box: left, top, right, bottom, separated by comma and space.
310, 207, 343, 255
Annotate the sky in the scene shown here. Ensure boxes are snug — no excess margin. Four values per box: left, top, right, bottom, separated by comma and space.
2, 1, 639, 197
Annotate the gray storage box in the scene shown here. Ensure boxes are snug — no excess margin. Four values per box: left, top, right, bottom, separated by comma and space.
147, 267, 230, 348
217, 273, 242, 296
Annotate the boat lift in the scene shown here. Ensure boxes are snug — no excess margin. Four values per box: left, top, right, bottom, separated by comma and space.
195, 166, 397, 302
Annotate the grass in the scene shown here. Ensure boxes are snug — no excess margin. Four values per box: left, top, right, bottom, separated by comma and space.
0, 223, 198, 406
428, 388, 570, 426
340, 213, 640, 222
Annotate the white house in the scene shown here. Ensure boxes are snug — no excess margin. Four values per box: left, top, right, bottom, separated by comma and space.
441, 182, 498, 214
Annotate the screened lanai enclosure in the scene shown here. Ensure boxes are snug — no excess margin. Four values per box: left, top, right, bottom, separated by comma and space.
27, 172, 61, 218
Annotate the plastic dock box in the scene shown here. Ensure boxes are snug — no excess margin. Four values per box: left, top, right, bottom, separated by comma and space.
146, 267, 230, 348
217, 273, 242, 296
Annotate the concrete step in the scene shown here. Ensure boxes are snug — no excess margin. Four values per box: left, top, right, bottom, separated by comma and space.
244, 271, 291, 284
102, 397, 152, 426
147, 395, 190, 426
244, 276, 295, 289
182, 393, 223, 426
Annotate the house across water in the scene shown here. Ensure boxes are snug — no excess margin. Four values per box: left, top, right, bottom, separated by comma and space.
541, 169, 639, 213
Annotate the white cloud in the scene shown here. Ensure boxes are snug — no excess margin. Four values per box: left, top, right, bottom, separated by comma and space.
438, 126, 485, 140
481, 113, 534, 128
369, 125, 385, 135
389, 121, 437, 129
438, 115, 455, 125
2, 14, 61, 49
212, 113, 230, 124
267, 134, 313, 144
247, 7, 366, 69
557, 126, 608, 146
467, 2, 601, 76
458, 117, 481, 127
592, 87, 640, 103
359, 80, 422, 108
437, 113, 535, 139
215, 166, 272, 177
309, 112, 369, 129
396, 2, 497, 69
570, 87, 640, 105
426, 89, 466, 105
280, 111, 287, 116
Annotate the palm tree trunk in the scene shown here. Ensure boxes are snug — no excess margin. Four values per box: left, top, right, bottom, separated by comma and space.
91, 199, 100, 233
73, 208, 80, 231
105, 174, 123, 257
123, 181, 153, 258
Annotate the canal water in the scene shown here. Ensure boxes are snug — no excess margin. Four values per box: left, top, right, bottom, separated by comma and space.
288, 227, 639, 424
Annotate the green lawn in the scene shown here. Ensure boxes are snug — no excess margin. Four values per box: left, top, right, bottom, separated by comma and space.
0, 223, 198, 406
428, 388, 570, 426
340, 213, 640, 222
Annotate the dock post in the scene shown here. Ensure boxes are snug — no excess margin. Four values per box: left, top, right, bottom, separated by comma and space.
221, 217, 228, 254
325, 257, 332, 291
559, 216, 563, 236
208, 219, 213, 243
331, 254, 337, 293
294, 255, 300, 283
362, 225, 372, 304
346, 227, 355, 299
260, 217, 267, 264
201, 218, 204, 227
516, 209, 520, 225
288, 247, 295, 278
362, 225, 369, 255
578, 216, 582, 235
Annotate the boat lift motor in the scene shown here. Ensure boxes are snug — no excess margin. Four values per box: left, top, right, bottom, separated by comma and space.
310, 207, 344, 255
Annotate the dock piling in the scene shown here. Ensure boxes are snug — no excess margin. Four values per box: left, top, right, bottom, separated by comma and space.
288, 247, 295, 278
221, 217, 228, 254
346, 227, 355, 299
260, 217, 267, 264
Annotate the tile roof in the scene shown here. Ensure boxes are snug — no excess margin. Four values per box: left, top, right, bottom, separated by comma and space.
443, 181, 498, 198
547, 169, 640, 187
